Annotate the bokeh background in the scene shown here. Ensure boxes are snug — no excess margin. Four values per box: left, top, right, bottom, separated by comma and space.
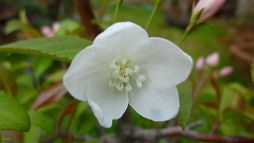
0, 0, 254, 143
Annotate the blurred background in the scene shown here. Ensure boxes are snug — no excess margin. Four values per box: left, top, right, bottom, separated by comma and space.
0, 0, 254, 143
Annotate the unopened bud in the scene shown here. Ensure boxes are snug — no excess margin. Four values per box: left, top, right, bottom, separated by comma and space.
195, 56, 205, 70
206, 52, 219, 67
52, 22, 60, 32
219, 66, 233, 77
192, 0, 225, 24
41, 26, 53, 37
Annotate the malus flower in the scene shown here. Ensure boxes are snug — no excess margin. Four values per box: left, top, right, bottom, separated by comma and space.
63, 22, 193, 128
192, 0, 225, 24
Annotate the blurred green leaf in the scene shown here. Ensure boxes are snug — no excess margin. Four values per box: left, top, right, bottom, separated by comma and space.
16, 74, 37, 105
0, 36, 91, 62
0, 91, 30, 131
31, 57, 53, 79
47, 70, 64, 82
192, 105, 217, 134
5, 20, 40, 37
220, 86, 239, 114
56, 19, 82, 36
177, 82, 193, 128
5, 20, 23, 34
0, 64, 17, 96
24, 125, 42, 143
220, 118, 238, 136
69, 102, 88, 132
29, 111, 54, 133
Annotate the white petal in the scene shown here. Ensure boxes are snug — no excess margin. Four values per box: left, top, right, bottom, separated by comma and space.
136, 37, 193, 86
63, 46, 94, 101
93, 22, 148, 56
129, 84, 179, 121
87, 74, 128, 128
88, 100, 112, 128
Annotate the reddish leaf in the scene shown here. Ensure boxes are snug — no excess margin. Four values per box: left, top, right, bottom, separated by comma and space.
57, 101, 78, 130
31, 82, 66, 110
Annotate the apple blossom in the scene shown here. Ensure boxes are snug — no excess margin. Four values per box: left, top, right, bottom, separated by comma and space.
63, 22, 193, 128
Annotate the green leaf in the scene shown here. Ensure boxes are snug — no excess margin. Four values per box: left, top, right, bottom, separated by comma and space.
56, 19, 82, 36
31, 57, 53, 79
177, 82, 193, 128
0, 91, 30, 131
0, 36, 91, 62
29, 111, 54, 133
0, 64, 17, 96
5, 20, 40, 37
5, 20, 23, 34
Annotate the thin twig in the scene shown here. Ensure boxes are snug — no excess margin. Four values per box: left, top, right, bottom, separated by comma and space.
112, 0, 123, 23
40, 130, 93, 143
131, 126, 254, 143
74, 0, 102, 39
145, 0, 162, 30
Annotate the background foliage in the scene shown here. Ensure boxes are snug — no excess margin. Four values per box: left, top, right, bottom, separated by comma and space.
0, 0, 253, 143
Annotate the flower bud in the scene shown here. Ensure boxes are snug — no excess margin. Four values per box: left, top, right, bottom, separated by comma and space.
52, 22, 60, 32
206, 52, 219, 67
219, 66, 233, 77
41, 26, 53, 37
192, 0, 225, 24
195, 56, 205, 70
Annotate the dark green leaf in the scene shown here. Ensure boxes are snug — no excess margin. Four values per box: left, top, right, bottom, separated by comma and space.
177, 82, 193, 128
5, 20, 40, 37
0, 64, 17, 96
0, 91, 30, 131
0, 36, 91, 62
29, 112, 54, 133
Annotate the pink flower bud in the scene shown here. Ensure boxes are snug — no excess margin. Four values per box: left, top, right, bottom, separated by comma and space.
219, 66, 233, 77
41, 26, 53, 37
193, 0, 225, 23
206, 52, 219, 67
52, 22, 60, 32
195, 56, 205, 70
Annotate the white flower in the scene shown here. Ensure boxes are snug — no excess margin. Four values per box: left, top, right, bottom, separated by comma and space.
63, 22, 193, 128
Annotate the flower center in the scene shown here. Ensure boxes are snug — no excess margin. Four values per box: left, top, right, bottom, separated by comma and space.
109, 57, 146, 92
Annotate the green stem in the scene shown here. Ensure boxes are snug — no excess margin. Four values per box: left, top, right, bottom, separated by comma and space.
178, 24, 194, 46
113, 0, 123, 23
145, 0, 162, 30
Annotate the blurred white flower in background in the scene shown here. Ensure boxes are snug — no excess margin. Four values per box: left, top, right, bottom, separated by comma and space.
63, 22, 193, 128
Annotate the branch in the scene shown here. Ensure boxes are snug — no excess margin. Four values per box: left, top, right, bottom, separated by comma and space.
40, 130, 93, 143
74, 0, 102, 39
131, 126, 254, 143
